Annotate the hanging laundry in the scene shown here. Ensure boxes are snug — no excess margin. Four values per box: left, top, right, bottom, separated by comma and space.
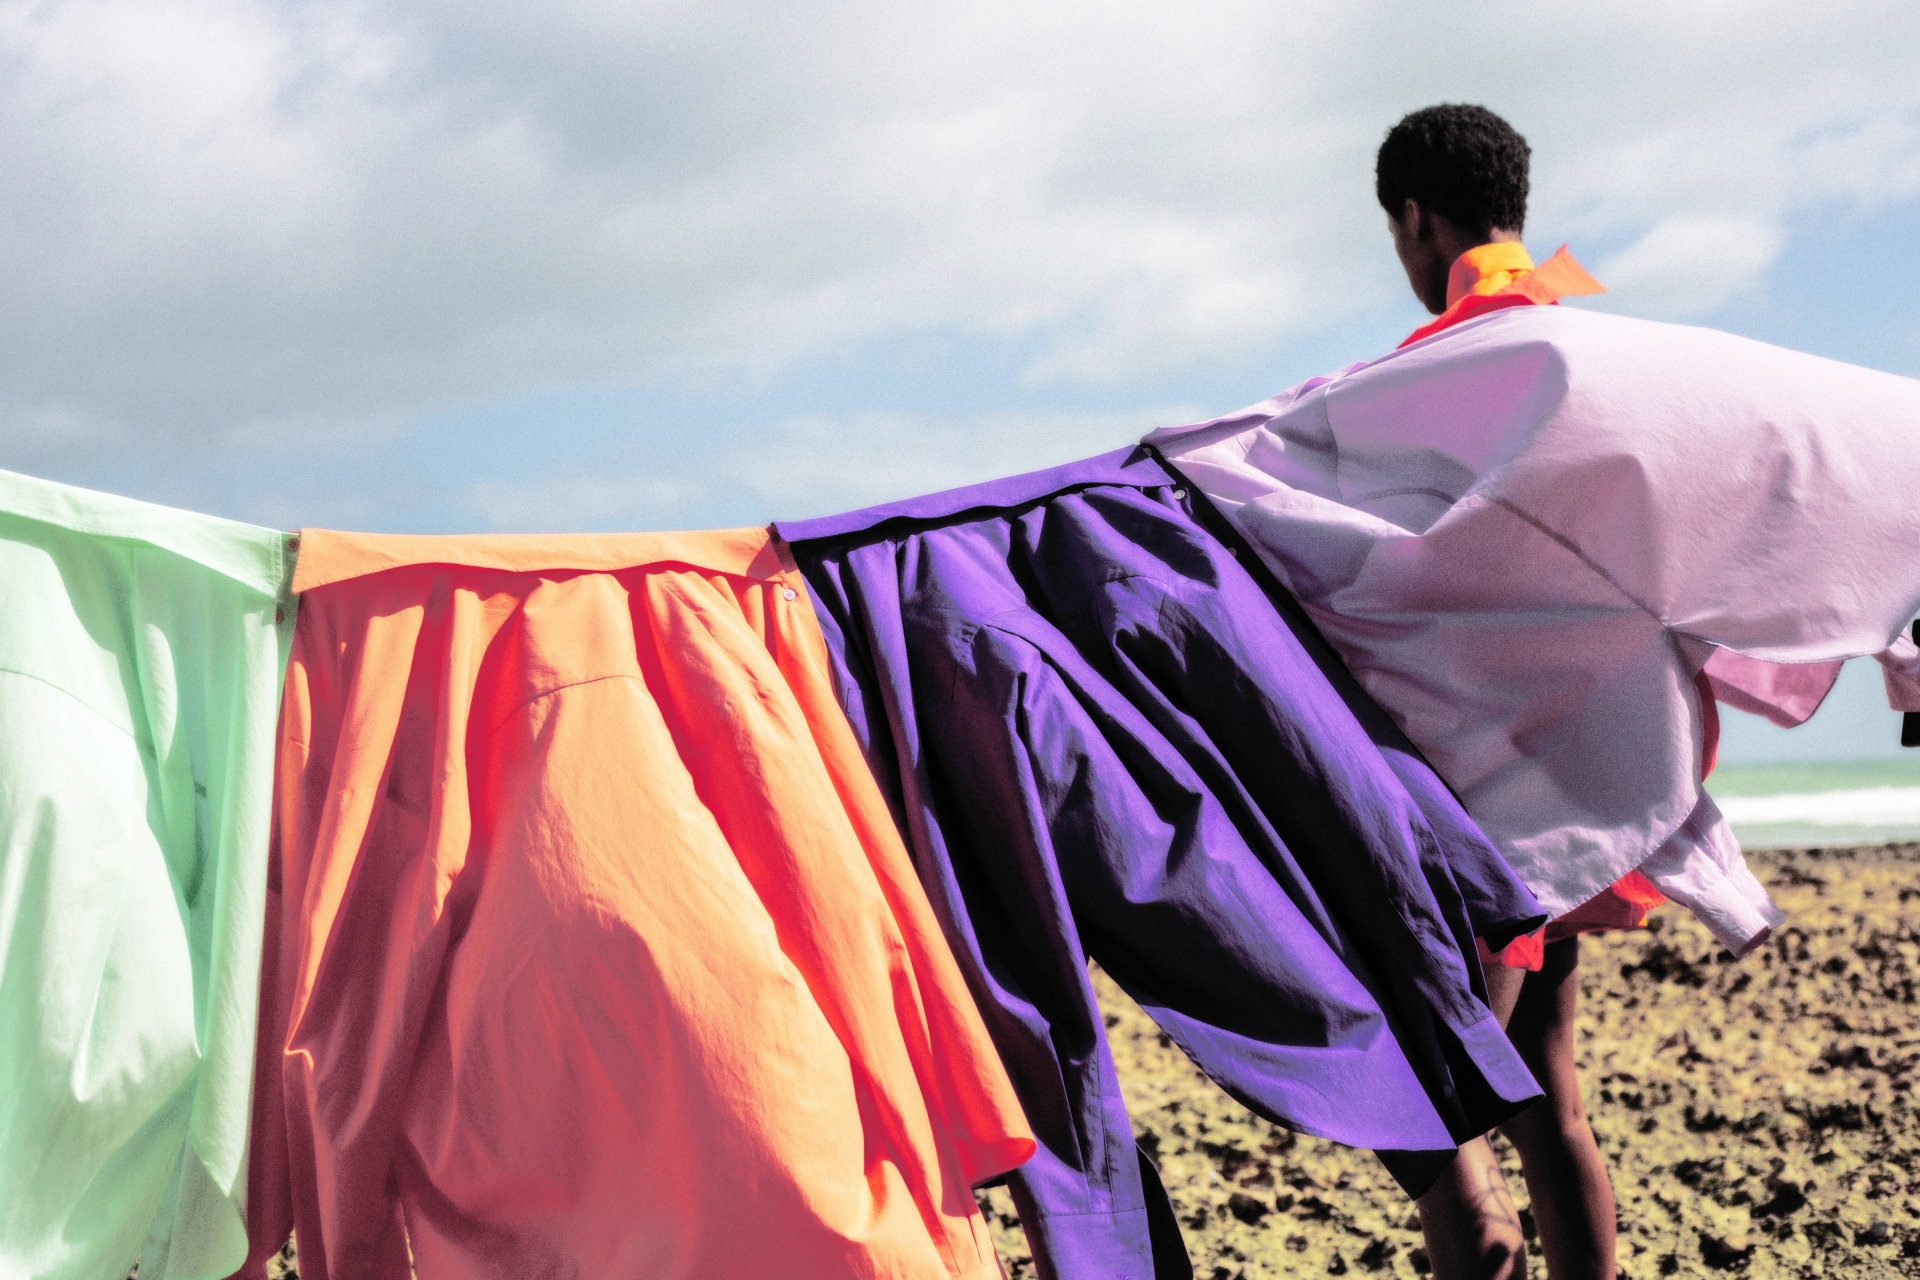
238, 527, 1034, 1280
0, 470, 294, 1280
777, 448, 1548, 1280
1145, 305, 1920, 952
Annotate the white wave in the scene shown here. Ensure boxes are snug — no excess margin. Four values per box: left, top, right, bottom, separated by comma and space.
1717, 786, 1920, 827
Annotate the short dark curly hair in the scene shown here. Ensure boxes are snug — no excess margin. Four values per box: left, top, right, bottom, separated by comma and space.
1376, 104, 1530, 237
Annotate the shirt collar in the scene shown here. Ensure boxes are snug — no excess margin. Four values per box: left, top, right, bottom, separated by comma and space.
1399, 244, 1607, 349
290, 527, 791, 593
1445, 241, 1536, 308
0, 466, 291, 599
775, 447, 1173, 545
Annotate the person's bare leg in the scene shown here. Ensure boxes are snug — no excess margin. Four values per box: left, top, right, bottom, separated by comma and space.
1485, 959, 1527, 1029
1415, 1137, 1528, 1280
1409, 953, 1531, 1278
1497, 937, 1615, 1280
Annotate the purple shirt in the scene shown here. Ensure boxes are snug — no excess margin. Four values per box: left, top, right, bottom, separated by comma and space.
777, 448, 1543, 1280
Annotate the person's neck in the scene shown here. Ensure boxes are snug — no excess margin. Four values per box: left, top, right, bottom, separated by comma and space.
1436, 224, 1521, 266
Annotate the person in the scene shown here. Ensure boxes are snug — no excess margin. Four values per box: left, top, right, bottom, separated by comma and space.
1376, 103, 1657, 1280
1147, 95, 1920, 1280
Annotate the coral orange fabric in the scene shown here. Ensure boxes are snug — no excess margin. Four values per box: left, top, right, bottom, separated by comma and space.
1400, 242, 1605, 349
1482, 870, 1669, 971
237, 527, 1033, 1279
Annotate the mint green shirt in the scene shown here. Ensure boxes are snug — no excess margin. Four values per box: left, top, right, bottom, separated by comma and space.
0, 470, 294, 1279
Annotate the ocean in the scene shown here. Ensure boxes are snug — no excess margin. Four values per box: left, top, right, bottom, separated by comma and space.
1707, 757, 1920, 849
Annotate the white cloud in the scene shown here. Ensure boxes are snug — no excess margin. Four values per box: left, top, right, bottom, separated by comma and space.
465, 471, 702, 533
0, 0, 1917, 476
458, 405, 1200, 533
1594, 217, 1787, 319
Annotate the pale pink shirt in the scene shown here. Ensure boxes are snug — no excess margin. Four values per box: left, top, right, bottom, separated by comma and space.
1145, 305, 1920, 954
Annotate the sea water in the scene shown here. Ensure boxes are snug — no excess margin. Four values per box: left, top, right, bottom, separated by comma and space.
1707, 758, 1920, 849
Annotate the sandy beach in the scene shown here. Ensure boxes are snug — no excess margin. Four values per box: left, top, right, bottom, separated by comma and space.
977, 843, 1920, 1279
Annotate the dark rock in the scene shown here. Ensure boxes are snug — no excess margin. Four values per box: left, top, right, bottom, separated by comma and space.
1200, 1140, 1253, 1177
1235, 1165, 1275, 1189
1754, 1178, 1807, 1217
1859, 1220, 1892, 1246
1226, 1193, 1268, 1225
1698, 1231, 1755, 1269
1292, 1195, 1335, 1221
1799, 1099, 1870, 1130
1356, 1237, 1397, 1270
1673, 1157, 1723, 1187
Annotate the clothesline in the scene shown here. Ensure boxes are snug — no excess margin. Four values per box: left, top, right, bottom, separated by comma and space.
0, 450, 1547, 1279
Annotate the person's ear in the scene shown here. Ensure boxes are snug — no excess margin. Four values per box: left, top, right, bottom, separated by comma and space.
1402, 198, 1433, 243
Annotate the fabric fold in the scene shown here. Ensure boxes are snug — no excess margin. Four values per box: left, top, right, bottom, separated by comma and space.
1635, 796, 1783, 957
239, 526, 1032, 1280
1147, 305, 1920, 921
779, 448, 1545, 1279
0, 469, 293, 1280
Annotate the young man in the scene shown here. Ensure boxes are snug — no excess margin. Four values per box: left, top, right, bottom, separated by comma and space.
1377, 104, 1627, 1280
1145, 97, 1920, 1280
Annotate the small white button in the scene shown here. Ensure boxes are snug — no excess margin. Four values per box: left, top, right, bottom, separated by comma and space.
1172, 489, 1186, 500
1228, 547, 1239, 556
782, 587, 798, 600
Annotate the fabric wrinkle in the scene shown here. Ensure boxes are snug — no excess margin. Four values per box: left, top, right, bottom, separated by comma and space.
240, 528, 1032, 1280
1146, 304, 1920, 937
0, 468, 290, 1280
780, 449, 1546, 1279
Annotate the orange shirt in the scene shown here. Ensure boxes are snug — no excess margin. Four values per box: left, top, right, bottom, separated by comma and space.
240, 528, 1033, 1278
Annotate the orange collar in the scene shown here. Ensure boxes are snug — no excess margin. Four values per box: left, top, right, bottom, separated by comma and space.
1446, 241, 1536, 307
290, 527, 792, 593
1400, 243, 1605, 348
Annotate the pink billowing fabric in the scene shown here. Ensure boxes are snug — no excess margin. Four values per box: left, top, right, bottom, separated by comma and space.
1145, 305, 1920, 945
1702, 649, 1845, 728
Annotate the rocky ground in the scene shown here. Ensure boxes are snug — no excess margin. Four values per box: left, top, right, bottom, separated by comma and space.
976, 843, 1920, 1279
207, 843, 1920, 1279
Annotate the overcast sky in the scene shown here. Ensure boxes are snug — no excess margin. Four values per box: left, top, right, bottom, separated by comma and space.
3, 0, 1917, 759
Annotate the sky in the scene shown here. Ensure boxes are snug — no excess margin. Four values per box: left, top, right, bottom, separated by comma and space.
3, 0, 1918, 762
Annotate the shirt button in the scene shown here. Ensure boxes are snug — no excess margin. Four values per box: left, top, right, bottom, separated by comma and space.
274, 607, 285, 624
1228, 547, 1239, 557
782, 587, 798, 600
1172, 489, 1187, 500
